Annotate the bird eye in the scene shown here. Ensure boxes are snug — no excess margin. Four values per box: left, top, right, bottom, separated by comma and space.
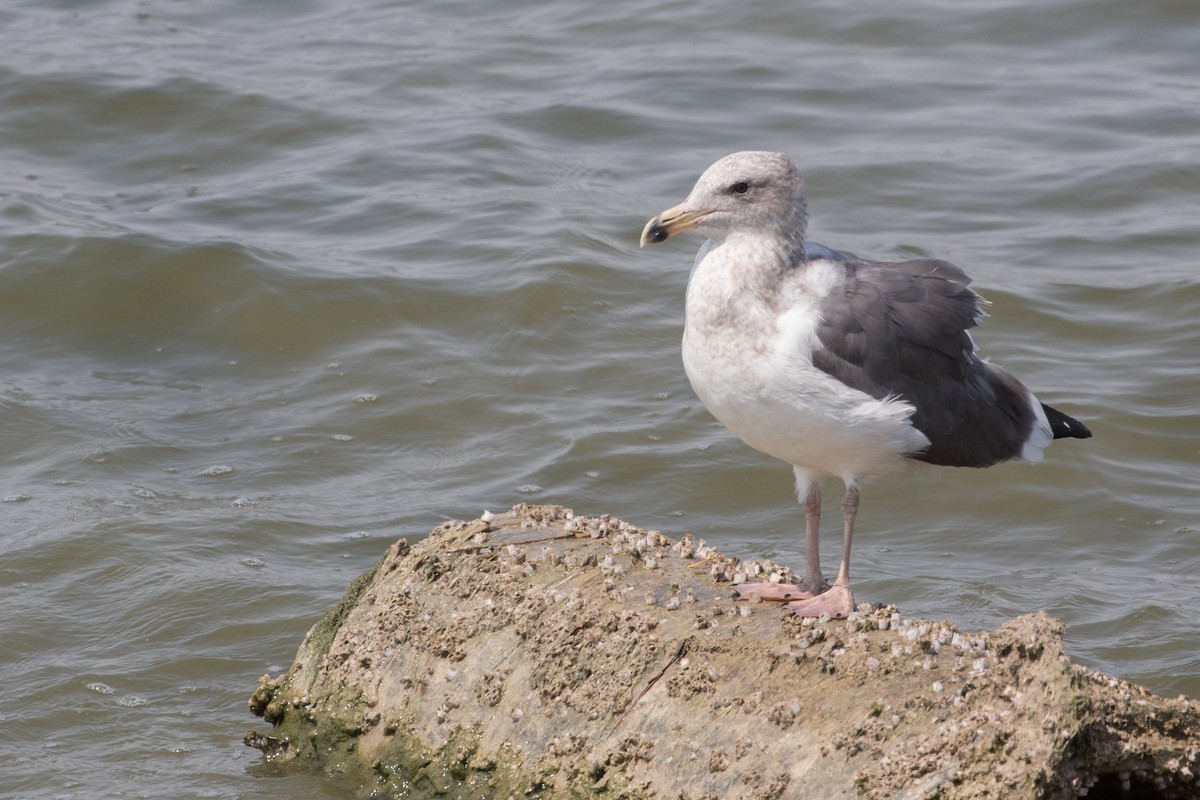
732, 182, 750, 194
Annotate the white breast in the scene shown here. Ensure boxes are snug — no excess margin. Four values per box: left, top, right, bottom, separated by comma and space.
681, 245, 930, 483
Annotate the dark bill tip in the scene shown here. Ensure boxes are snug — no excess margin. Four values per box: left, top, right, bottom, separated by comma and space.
640, 217, 670, 247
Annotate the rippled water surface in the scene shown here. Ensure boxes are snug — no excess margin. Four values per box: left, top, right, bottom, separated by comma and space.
1, 0, 1197, 796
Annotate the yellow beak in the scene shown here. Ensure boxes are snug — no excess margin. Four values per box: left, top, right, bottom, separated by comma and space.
639, 202, 712, 247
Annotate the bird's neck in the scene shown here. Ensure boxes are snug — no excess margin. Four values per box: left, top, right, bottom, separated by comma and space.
779, 193, 810, 265
688, 231, 799, 320
721, 225, 807, 276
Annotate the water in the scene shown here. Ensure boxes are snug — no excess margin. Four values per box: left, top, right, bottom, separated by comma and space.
1, 0, 1197, 796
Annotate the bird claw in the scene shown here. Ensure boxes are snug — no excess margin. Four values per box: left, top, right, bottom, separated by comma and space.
784, 584, 855, 619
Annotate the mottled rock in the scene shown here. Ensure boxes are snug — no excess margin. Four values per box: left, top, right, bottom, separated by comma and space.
246, 505, 1200, 799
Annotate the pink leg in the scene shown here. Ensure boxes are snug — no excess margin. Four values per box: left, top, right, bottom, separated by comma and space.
786, 483, 858, 619
732, 479, 828, 602
800, 480, 828, 593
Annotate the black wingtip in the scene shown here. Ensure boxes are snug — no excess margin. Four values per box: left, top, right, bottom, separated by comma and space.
1041, 403, 1093, 440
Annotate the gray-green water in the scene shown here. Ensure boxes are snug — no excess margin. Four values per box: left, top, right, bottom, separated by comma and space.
1, 1, 1197, 797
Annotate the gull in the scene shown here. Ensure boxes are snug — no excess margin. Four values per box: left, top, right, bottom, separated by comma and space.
640, 151, 1091, 619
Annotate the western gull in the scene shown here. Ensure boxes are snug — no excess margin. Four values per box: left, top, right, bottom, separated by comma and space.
640, 151, 1092, 619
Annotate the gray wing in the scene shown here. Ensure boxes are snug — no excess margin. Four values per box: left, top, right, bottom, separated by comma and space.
810, 255, 1036, 468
